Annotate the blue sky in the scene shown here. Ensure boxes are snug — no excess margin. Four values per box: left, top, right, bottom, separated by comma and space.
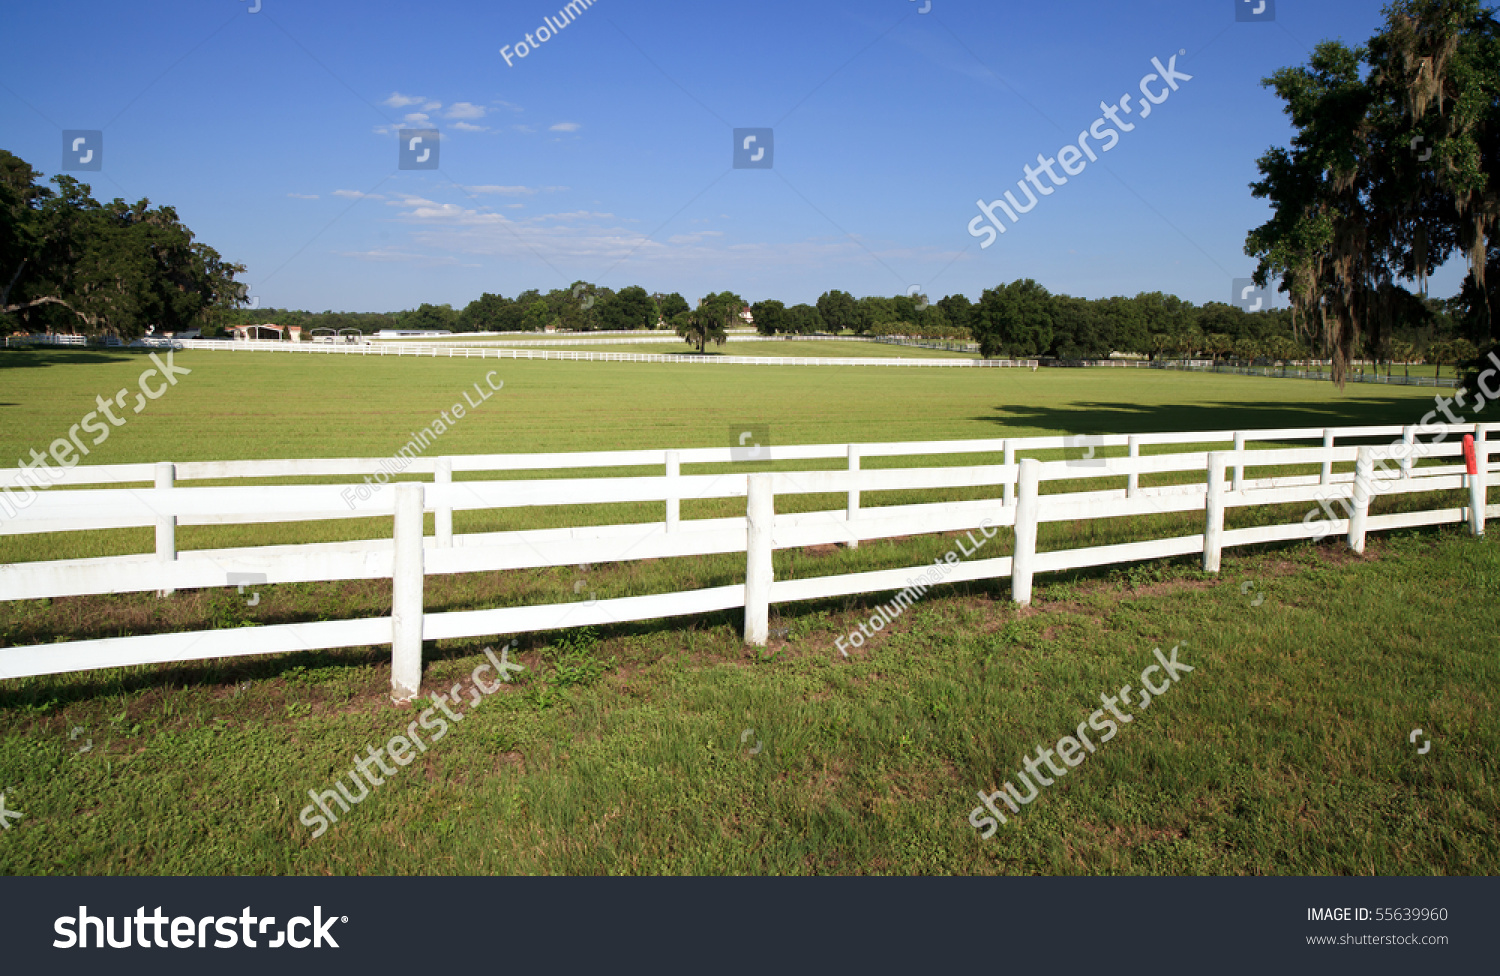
0, 0, 1472, 312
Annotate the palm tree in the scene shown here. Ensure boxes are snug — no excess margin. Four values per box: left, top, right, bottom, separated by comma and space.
1425, 340, 1451, 383
1389, 340, 1416, 379
1149, 332, 1171, 362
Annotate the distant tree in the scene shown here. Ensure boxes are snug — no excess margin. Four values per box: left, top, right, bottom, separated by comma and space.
974, 279, 1055, 358
596, 285, 655, 331
858, 295, 897, 330
403, 303, 457, 331
459, 292, 511, 332
782, 303, 824, 335
816, 289, 861, 333
1050, 296, 1110, 359
1131, 291, 1197, 343
936, 294, 974, 335
522, 298, 552, 332
557, 280, 606, 331
676, 291, 745, 353
751, 299, 787, 335
1196, 302, 1247, 344
1100, 296, 1149, 355
656, 292, 690, 323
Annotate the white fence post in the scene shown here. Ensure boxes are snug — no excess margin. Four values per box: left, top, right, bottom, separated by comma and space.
1127, 435, 1140, 498
665, 450, 681, 532
1320, 429, 1335, 485
1348, 447, 1374, 554
1002, 441, 1015, 507
845, 445, 861, 549
744, 474, 773, 646
434, 457, 453, 547
1231, 432, 1246, 491
391, 483, 425, 701
1400, 425, 1416, 478
1469, 428, 1488, 538
1011, 459, 1041, 606
154, 462, 176, 597
1204, 452, 1226, 573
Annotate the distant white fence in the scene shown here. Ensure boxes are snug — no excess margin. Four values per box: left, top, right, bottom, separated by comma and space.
0, 424, 1493, 696
372, 334, 883, 348
4, 334, 88, 348
152, 338, 1012, 367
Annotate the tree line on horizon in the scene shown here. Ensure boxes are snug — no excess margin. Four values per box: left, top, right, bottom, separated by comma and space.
3, 1, 1494, 386
206, 279, 1476, 368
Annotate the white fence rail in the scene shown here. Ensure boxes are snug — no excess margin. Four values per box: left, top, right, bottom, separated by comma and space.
137, 338, 1015, 367
4, 334, 88, 347
0, 424, 1493, 696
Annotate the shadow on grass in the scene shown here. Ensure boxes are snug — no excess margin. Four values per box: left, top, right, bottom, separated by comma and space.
0, 349, 143, 369
982, 392, 1448, 439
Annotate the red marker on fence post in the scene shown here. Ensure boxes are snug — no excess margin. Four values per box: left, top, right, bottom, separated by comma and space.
1463, 434, 1485, 538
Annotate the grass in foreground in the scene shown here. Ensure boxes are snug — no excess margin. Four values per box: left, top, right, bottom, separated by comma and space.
0, 526, 1495, 875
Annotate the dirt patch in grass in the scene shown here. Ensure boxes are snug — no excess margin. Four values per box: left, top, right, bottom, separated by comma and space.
1126, 578, 1218, 600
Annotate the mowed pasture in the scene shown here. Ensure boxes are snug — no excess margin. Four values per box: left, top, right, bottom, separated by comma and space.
0, 347, 1496, 875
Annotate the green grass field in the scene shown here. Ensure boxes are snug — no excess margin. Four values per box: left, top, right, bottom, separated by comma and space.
0, 347, 1495, 875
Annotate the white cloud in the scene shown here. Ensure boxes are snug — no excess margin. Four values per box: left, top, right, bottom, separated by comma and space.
382, 200, 966, 283
549, 122, 581, 133
332, 189, 385, 199
383, 92, 426, 108
286, 192, 319, 200
492, 99, 524, 113
422, 101, 442, 112
464, 185, 538, 196
452, 121, 487, 132
513, 124, 536, 134
341, 248, 460, 266
445, 102, 486, 120
668, 231, 726, 244
401, 112, 433, 127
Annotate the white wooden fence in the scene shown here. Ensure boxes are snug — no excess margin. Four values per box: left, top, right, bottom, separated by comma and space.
141, 338, 1014, 367
0, 424, 1493, 697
